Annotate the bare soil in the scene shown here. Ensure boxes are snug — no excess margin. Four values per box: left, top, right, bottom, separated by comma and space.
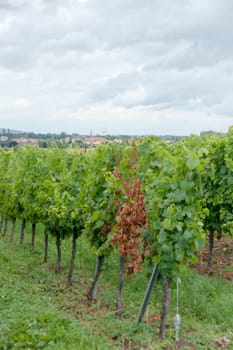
193, 237, 233, 281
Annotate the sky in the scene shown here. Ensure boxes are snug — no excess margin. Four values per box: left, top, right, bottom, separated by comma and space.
0, 0, 233, 136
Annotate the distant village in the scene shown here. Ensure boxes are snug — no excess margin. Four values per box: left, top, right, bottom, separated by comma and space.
0, 127, 223, 149
0, 128, 183, 148
0, 128, 128, 148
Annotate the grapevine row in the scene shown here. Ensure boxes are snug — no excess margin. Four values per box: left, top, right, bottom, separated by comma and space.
1, 129, 233, 338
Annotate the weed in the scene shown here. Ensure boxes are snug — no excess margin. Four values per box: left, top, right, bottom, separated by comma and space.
0, 221, 233, 349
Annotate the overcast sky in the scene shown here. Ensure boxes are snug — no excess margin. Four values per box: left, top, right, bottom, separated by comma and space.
0, 0, 233, 135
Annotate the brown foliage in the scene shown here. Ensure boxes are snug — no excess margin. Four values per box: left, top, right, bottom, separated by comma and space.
111, 169, 149, 277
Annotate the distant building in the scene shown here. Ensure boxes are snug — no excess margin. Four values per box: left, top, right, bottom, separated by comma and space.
83, 136, 108, 145
113, 139, 123, 144
13, 137, 39, 145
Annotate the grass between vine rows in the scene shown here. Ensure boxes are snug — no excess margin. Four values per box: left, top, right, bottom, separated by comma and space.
0, 221, 233, 350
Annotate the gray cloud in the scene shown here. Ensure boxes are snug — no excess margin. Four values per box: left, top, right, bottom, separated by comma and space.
0, 0, 232, 134
0, 0, 28, 10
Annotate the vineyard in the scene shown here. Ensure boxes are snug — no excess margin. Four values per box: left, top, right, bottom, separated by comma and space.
1, 130, 233, 349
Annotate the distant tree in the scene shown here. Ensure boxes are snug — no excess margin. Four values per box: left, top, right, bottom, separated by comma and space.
200, 130, 225, 137
75, 140, 85, 148
60, 132, 67, 139
2, 140, 18, 148
38, 141, 48, 148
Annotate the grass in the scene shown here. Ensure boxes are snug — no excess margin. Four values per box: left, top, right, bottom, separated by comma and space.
0, 221, 233, 349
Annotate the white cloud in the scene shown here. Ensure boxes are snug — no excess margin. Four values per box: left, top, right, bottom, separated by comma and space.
0, 0, 232, 134
0, 98, 32, 108
12, 98, 33, 108
66, 104, 232, 136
